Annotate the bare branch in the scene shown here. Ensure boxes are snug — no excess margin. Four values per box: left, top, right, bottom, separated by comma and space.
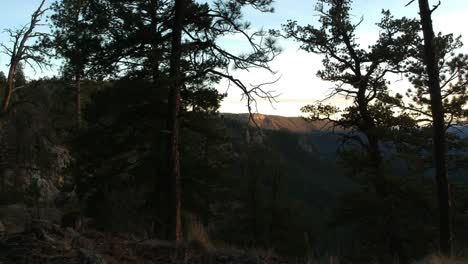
430, 1, 441, 13
405, 0, 416, 7
1, 0, 48, 112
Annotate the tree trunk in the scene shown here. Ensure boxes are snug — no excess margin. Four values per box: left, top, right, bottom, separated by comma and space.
417, 0, 452, 255
1, 0, 46, 113
269, 169, 280, 246
2, 62, 17, 113
75, 73, 81, 126
357, 84, 403, 259
356, 86, 384, 178
149, 0, 161, 82
165, 0, 185, 243
250, 171, 259, 244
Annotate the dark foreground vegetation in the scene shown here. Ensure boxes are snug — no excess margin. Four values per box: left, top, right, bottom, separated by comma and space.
0, 0, 467, 263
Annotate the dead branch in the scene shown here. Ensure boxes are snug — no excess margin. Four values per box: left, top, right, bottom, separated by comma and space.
0, 0, 49, 112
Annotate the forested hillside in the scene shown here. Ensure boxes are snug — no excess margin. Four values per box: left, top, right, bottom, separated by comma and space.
0, 0, 467, 263
223, 113, 468, 259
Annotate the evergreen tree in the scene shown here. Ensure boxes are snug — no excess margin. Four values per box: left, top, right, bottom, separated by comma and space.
280, 0, 433, 260
417, 1, 452, 253
48, 0, 105, 125
49, 0, 280, 241
397, 0, 468, 255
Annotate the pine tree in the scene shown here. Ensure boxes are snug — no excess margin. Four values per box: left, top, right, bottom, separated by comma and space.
281, 0, 425, 259
399, 0, 468, 255
48, 0, 104, 126
283, 0, 419, 193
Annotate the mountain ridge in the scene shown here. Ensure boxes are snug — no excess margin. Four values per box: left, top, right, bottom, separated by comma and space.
221, 113, 334, 133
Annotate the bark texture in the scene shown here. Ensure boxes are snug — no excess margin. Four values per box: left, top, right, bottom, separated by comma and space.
165, 0, 186, 243
417, 0, 452, 255
75, 74, 81, 126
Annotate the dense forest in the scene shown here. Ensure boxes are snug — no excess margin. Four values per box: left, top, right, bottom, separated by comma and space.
0, 0, 467, 263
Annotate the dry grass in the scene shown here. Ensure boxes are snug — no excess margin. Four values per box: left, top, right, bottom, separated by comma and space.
185, 215, 214, 251
411, 255, 468, 264
265, 254, 468, 264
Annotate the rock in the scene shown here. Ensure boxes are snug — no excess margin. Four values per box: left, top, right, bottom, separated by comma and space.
215, 251, 259, 264
67, 229, 95, 250
0, 220, 5, 234
0, 204, 62, 234
61, 211, 83, 231
28, 207, 62, 225
32, 175, 60, 205
55, 189, 80, 209
0, 203, 29, 233
79, 248, 107, 264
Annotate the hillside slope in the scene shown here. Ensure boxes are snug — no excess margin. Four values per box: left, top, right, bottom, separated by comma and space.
222, 113, 353, 207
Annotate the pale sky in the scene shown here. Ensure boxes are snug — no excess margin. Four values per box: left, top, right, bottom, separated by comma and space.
1, 0, 467, 117
218, 0, 468, 116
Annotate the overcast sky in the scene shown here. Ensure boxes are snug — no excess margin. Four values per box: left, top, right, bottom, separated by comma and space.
1, 0, 467, 116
